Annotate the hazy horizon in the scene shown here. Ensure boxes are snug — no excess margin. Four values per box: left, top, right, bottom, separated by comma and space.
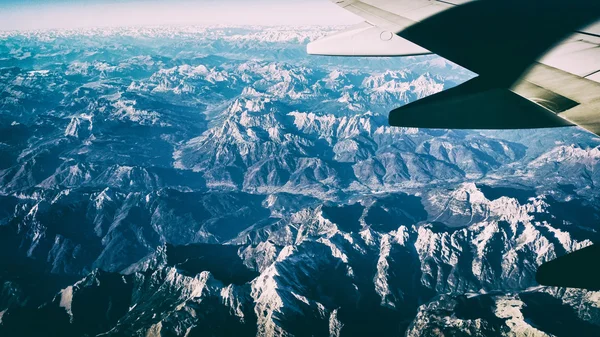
0, 0, 361, 31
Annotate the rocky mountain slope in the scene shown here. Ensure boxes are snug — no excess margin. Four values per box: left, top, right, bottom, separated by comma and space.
0, 26, 599, 336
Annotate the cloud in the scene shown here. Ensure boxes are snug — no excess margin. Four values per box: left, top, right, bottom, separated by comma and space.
0, 0, 361, 31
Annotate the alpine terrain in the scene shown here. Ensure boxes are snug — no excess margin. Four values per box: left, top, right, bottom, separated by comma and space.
0, 26, 599, 336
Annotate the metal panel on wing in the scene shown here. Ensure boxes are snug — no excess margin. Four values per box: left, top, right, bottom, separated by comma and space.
307, 22, 430, 56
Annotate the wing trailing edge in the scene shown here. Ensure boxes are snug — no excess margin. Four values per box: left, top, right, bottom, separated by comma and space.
536, 244, 600, 291
388, 77, 574, 129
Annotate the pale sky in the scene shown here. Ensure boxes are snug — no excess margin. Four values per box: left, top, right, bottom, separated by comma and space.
0, 0, 362, 31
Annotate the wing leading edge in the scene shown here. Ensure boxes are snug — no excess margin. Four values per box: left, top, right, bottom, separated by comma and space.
310, 0, 600, 291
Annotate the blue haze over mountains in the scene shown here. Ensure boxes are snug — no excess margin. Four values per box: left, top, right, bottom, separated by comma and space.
1, 26, 600, 336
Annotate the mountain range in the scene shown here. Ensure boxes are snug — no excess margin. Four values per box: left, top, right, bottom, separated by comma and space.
0, 26, 599, 336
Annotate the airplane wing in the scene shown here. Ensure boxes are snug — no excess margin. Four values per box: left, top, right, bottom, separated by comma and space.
309, 0, 600, 134
308, 0, 600, 290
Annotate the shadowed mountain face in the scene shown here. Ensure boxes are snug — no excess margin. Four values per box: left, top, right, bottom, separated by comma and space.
1, 26, 600, 336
